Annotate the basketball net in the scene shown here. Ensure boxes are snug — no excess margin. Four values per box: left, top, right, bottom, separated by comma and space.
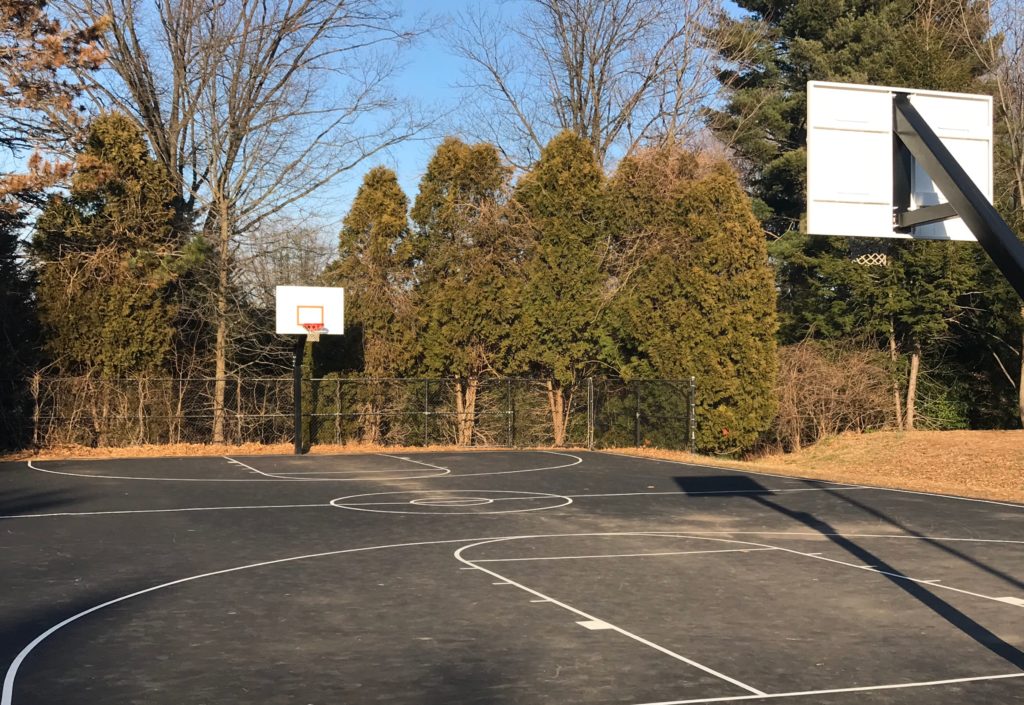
301, 323, 324, 342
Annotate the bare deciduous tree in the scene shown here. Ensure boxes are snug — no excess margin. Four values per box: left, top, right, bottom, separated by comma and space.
448, 0, 742, 167
59, 0, 428, 439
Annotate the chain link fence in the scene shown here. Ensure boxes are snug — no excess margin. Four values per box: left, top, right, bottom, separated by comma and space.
27, 375, 696, 451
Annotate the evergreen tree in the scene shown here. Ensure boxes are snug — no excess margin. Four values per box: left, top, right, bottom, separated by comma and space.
609, 148, 778, 453
511, 131, 611, 446
410, 137, 515, 445
33, 113, 183, 380
714, 0, 997, 430
0, 208, 37, 448
324, 166, 416, 443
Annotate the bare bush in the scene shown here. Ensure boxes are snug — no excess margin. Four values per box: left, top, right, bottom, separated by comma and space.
774, 342, 895, 452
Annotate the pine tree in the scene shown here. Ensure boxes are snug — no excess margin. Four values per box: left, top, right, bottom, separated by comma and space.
33, 113, 182, 380
324, 166, 416, 443
410, 137, 515, 445
511, 131, 611, 446
0, 208, 36, 448
714, 0, 996, 430
608, 147, 778, 453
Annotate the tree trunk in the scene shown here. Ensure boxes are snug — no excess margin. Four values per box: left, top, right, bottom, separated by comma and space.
889, 324, 904, 430
545, 380, 566, 447
1019, 324, 1024, 428
905, 342, 921, 431
457, 378, 478, 446
212, 204, 231, 444
363, 390, 381, 445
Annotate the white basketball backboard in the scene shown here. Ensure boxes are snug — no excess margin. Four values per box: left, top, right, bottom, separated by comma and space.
275, 286, 344, 336
806, 81, 992, 241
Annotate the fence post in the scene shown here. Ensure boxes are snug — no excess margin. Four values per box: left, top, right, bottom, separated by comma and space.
236, 374, 243, 444
689, 376, 696, 454
506, 378, 513, 448
423, 379, 430, 447
634, 382, 641, 448
335, 378, 342, 443
587, 377, 594, 450
31, 372, 40, 448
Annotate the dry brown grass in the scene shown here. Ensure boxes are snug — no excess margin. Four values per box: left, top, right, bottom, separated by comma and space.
0, 442, 507, 462
609, 430, 1024, 504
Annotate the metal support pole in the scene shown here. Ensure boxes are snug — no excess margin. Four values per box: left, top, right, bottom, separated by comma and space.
893, 94, 1024, 300
688, 376, 696, 454
293, 336, 306, 455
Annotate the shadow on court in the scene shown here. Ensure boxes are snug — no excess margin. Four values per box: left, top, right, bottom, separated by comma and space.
824, 487, 1024, 593
674, 475, 1024, 671
0, 488, 83, 517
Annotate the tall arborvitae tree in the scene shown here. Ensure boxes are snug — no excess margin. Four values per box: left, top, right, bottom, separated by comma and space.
33, 113, 183, 380
325, 166, 416, 444
609, 147, 778, 453
511, 131, 611, 446
714, 0, 997, 430
0, 208, 36, 448
410, 137, 515, 445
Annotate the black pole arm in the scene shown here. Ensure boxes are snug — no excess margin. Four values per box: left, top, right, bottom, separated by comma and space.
893, 93, 1024, 300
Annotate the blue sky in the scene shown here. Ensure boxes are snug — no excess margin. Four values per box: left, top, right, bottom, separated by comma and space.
319, 0, 745, 233
317, 0, 488, 228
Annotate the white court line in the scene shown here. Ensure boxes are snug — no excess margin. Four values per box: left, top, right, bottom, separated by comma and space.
447, 451, 583, 478
223, 456, 282, 479
653, 533, 1018, 607
454, 538, 766, 697
222, 456, 454, 482
610, 452, 1024, 509
653, 530, 1024, 546
27, 460, 296, 483
330, 490, 572, 515
264, 469, 440, 476
0, 503, 329, 519
377, 453, 449, 471
473, 548, 778, 563
565, 486, 870, 499
231, 455, 453, 481
630, 672, 1024, 704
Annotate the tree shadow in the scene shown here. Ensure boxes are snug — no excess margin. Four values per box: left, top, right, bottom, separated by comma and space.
0, 488, 84, 517
0, 586, 148, 702
420, 657, 512, 705
674, 475, 1024, 671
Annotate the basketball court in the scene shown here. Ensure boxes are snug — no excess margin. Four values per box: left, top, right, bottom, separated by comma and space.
1, 450, 1022, 704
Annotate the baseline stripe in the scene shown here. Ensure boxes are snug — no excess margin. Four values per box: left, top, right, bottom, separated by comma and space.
632, 672, 1024, 704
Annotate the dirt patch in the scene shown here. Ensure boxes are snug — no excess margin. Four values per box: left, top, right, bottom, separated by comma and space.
609, 430, 1024, 504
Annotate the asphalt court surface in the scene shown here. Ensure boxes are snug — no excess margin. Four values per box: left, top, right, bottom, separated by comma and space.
1, 450, 1022, 704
